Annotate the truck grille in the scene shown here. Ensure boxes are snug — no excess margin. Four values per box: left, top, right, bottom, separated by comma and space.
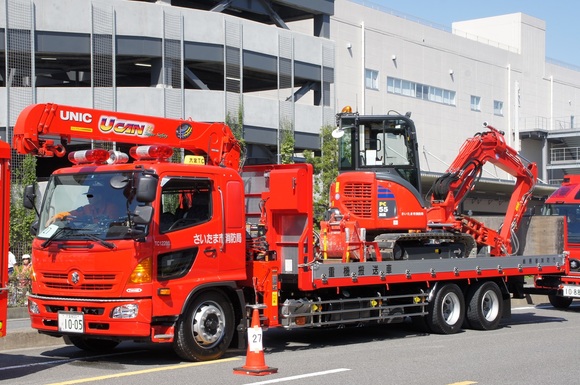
45, 283, 114, 290
343, 182, 373, 218
41, 272, 116, 291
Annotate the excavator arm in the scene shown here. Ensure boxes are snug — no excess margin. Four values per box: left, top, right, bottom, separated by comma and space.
13, 103, 242, 170
427, 123, 538, 256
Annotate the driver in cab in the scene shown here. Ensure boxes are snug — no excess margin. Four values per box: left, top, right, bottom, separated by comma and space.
46, 184, 120, 226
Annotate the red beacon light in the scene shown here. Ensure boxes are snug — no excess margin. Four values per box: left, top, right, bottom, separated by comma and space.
68, 149, 110, 165
129, 145, 173, 161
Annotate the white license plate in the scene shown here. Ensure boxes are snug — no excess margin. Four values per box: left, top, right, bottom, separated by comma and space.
562, 285, 580, 298
58, 311, 85, 333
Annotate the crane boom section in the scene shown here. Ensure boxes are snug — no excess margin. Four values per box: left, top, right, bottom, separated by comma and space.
13, 103, 242, 170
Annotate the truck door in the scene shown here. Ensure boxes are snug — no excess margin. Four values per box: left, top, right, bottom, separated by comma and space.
155, 177, 218, 279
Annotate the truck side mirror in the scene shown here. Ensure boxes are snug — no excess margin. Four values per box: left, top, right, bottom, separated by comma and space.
23, 184, 36, 210
136, 174, 158, 203
133, 206, 153, 224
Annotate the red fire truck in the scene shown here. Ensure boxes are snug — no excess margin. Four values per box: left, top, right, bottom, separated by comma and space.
13, 103, 566, 361
534, 175, 580, 307
0, 140, 11, 338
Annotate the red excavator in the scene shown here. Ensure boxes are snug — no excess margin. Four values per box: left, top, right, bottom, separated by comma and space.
320, 107, 537, 263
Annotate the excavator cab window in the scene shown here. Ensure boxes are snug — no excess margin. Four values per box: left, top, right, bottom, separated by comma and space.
336, 114, 421, 192
158, 178, 212, 233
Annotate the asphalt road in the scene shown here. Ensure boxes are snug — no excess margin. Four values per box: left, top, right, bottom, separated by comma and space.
2, 298, 579, 385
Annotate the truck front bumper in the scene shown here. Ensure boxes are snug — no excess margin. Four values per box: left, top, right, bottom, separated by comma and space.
27, 294, 153, 339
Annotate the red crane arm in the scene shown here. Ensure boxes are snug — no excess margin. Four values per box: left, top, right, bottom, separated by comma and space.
427, 124, 538, 255
13, 103, 242, 170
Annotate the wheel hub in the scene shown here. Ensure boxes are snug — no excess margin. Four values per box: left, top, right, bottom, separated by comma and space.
192, 303, 224, 346
481, 291, 499, 321
442, 292, 461, 325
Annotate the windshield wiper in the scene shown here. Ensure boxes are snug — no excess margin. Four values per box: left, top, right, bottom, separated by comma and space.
41, 227, 72, 248
79, 233, 116, 250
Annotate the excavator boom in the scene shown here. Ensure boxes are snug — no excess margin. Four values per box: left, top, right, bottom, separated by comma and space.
427, 124, 538, 255
13, 103, 242, 170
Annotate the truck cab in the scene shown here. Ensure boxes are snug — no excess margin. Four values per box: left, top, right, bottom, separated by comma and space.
26, 147, 247, 360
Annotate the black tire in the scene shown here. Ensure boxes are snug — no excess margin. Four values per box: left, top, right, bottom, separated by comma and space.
426, 283, 465, 334
173, 290, 235, 362
68, 336, 120, 352
466, 281, 503, 330
548, 294, 573, 309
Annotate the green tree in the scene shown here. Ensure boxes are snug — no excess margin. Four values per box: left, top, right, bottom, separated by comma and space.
10, 154, 37, 256
226, 105, 246, 169
226, 106, 246, 149
303, 124, 338, 223
279, 120, 295, 164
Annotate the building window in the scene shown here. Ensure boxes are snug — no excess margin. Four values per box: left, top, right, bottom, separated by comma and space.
416, 83, 428, 100
471, 96, 481, 111
493, 100, 503, 116
387, 77, 456, 106
365, 69, 379, 90
387, 77, 400, 93
401, 80, 414, 97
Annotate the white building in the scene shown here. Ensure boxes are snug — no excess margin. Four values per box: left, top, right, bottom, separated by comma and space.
327, 0, 580, 212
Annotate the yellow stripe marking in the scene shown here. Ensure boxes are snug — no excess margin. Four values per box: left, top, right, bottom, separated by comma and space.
46, 356, 241, 385
448, 382, 478, 385
70, 126, 93, 133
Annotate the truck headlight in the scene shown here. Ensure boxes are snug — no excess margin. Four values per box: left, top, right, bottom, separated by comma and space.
28, 300, 40, 314
111, 304, 139, 319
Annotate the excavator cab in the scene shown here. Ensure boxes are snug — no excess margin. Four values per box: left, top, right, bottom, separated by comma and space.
329, 108, 427, 238
335, 108, 421, 192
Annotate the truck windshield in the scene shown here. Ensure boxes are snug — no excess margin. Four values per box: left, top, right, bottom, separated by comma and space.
37, 172, 139, 241
542, 203, 580, 244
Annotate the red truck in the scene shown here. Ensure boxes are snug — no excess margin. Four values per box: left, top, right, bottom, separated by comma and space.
0, 140, 11, 338
13, 103, 566, 361
534, 175, 580, 307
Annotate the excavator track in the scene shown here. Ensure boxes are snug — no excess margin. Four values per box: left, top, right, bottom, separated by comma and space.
374, 232, 477, 261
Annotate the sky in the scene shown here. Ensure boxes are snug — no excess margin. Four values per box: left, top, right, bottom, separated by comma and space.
366, 1, 580, 67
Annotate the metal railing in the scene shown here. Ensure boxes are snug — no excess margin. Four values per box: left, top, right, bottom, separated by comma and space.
551, 147, 580, 163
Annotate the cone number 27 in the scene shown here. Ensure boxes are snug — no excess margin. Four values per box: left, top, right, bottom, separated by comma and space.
248, 326, 263, 352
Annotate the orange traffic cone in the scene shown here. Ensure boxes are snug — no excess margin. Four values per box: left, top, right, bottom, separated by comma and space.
233, 305, 278, 376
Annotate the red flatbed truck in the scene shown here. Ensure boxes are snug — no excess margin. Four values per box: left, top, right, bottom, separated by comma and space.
13, 103, 566, 360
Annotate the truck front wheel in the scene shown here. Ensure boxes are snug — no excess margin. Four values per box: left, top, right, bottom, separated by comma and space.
427, 283, 465, 334
548, 294, 573, 309
466, 281, 503, 330
173, 290, 235, 362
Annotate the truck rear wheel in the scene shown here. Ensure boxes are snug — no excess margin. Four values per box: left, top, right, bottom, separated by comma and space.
173, 290, 235, 362
426, 283, 465, 334
548, 294, 573, 309
466, 281, 503, 330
